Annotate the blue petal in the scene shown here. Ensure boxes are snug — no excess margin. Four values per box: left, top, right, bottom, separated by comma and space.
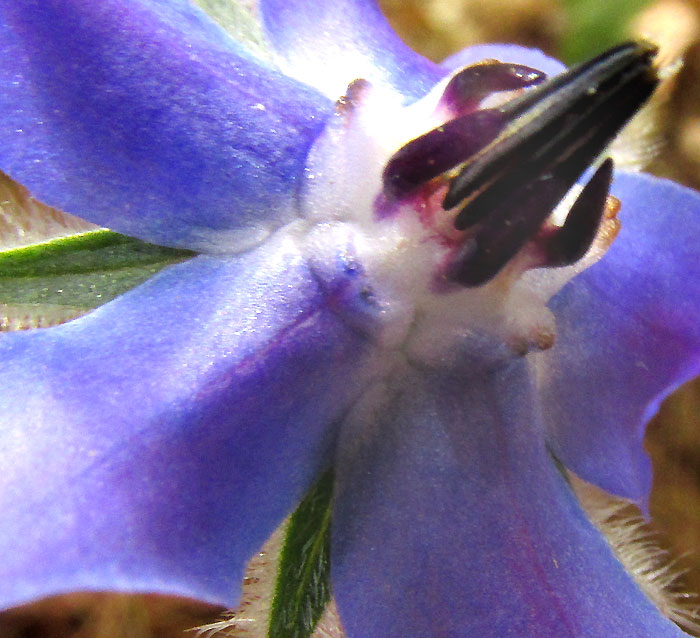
537, 172, 700, 505
259, 0, 443, 101
0, 0, 332, 253
443, 43, 566, 77
0, 230, 379, 610
332, 354, 687, 637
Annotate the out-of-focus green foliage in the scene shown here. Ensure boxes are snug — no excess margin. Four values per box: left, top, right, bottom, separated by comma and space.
560, 0, 653, 63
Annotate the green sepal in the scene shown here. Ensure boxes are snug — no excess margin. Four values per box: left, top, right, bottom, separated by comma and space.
0, 230, 194, 312
560, 0, 653, 64
269, 469, 333, 638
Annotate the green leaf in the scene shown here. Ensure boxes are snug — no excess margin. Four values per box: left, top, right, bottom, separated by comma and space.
269, 469, 333, 638
191, 0, 273, 61
0, 230, 194, 320
560, 0, 653, 64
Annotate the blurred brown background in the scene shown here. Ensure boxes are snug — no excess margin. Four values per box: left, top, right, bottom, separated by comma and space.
2, 0, 700, 636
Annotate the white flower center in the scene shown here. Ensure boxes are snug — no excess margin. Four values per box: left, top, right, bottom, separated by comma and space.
297, 78, 576, 368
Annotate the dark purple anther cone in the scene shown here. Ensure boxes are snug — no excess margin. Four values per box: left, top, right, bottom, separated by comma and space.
447, 42, 657, 286
383, 41, 659, 288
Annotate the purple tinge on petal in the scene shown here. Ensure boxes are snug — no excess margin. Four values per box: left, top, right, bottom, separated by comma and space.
259, 0, 443, 101
443, 43, 566, 78
537, 171, 700, 505
0, 0, 333, 253
0, 230, 381, 611
332, 353, 688, 638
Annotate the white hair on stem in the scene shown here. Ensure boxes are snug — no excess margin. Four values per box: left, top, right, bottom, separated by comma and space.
572, 474, 700, 635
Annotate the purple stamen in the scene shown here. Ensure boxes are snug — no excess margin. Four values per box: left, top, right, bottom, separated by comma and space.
383, 109, 510, 200
540, 158, 614, 267
440, 42, 657, 286
382, 63, 545, 200
439, 61, 545, 116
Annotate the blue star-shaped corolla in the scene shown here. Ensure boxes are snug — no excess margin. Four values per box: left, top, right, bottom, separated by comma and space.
1, 1, 700, 636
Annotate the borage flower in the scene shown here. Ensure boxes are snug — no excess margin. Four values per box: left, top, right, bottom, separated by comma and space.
1, 1, 700, 636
